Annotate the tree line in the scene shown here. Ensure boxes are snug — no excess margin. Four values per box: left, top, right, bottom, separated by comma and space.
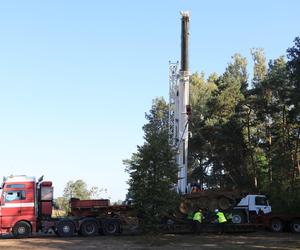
124, 37, 300, 226
189, 37, 300, 212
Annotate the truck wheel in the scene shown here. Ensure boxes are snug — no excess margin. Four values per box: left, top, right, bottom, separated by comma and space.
56, 221, 75, 237
218, 196, 231, 210
80, 220, 98, 236
12, 221, 31, 237
179, 200, 190, 214
103, 220, 120, 235
270, 218, 283, 232
232, 212, 245, 224
290, 219, 300, 233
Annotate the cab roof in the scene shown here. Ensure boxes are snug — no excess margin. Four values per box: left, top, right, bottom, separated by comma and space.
5, 175, 36, 183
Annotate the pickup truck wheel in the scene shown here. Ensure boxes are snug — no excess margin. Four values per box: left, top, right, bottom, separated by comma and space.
80, 220, 98, 236
103, 220, 120, 235
13, 221, 31, 238
270, 218, 283, 232
56, 221, 75, 237
290, 219, 300, 233
232, 212, 245, 224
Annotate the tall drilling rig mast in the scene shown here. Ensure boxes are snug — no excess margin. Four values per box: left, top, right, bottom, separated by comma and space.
169, 11, 190, 194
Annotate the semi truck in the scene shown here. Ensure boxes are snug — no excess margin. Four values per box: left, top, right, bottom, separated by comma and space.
0, 175, 133, 237
1, 175, 299, 237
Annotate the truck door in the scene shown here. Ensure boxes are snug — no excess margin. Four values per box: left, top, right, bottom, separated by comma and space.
254, 196, 271, 214
20, 189, 35, 218
1, 190, 23, 229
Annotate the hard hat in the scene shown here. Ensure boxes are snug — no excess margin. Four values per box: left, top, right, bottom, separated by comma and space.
214, 209, 219, 213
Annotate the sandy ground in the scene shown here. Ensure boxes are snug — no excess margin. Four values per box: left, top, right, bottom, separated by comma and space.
0, 232, 300, 250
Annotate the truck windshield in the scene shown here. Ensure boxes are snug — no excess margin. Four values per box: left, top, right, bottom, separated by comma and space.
255, 196, 268, 206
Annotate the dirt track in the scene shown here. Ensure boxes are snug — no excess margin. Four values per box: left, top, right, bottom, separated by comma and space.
0, 232, 300, 250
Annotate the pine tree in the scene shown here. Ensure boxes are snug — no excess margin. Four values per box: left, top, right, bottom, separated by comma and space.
189, 72, 217, 187
206, 54, 251, 188
124, 98, 179, 229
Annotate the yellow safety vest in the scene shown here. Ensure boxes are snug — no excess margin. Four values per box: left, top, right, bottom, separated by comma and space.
217, 212, 227, 223
193, 211, 202, 223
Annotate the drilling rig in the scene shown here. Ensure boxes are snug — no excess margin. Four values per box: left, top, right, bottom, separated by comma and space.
169, 12, 245, 214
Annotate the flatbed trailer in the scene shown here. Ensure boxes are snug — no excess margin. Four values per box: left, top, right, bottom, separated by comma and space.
262, 213, 300, 233
159, 210, 300, 234
160, 220, 258, 234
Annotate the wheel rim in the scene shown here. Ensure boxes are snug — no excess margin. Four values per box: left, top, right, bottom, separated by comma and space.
18, 226, 26, 235
292, 222, 300, 233
232, 215, 242, 224
86, 223, 96, 234
271, 220, 282, 231
63, 225, 70, 233
107, 223, 117, 233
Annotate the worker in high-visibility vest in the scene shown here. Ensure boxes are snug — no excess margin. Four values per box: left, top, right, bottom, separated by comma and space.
193, 208, 203, 234
214, 209, 227, 234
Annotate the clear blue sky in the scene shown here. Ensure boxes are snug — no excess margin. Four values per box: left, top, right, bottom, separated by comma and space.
0, 1, 299, 201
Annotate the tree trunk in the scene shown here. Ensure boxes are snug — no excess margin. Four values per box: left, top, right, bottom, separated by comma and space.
246, 107, 257, 188
291, 127, 300, 190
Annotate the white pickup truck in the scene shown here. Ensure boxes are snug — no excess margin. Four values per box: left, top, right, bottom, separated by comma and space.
231, 194, 271, 223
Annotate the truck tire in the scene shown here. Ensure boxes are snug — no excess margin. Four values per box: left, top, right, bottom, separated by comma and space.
218, 196, 231, 210
12, 221, 31, 238
270, 218, 283, 232
80, 220, 98, 236
290, 219, 300, 233
56, 221, 75, 237
179, 200, 190, 214
232, 212, 246, 224
103, 220, 120, 235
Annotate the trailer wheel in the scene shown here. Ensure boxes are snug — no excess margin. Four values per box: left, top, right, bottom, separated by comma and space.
232, 212, 246, 224
80, 220, 98, 236
56, 221, 75, 237
103, 220, 120, 235
12, 221, 31, 237
270, 218, 283, 232
290, 219, 300, 233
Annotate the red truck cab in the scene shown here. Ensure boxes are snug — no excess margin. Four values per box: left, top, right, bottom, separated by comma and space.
0, 176, 37, 236
0, 175, 53, 237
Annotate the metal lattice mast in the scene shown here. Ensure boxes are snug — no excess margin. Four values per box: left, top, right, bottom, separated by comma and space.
168, 61, 179, 146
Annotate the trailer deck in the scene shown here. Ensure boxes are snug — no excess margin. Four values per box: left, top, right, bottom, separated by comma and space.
160, 221, 259, 234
